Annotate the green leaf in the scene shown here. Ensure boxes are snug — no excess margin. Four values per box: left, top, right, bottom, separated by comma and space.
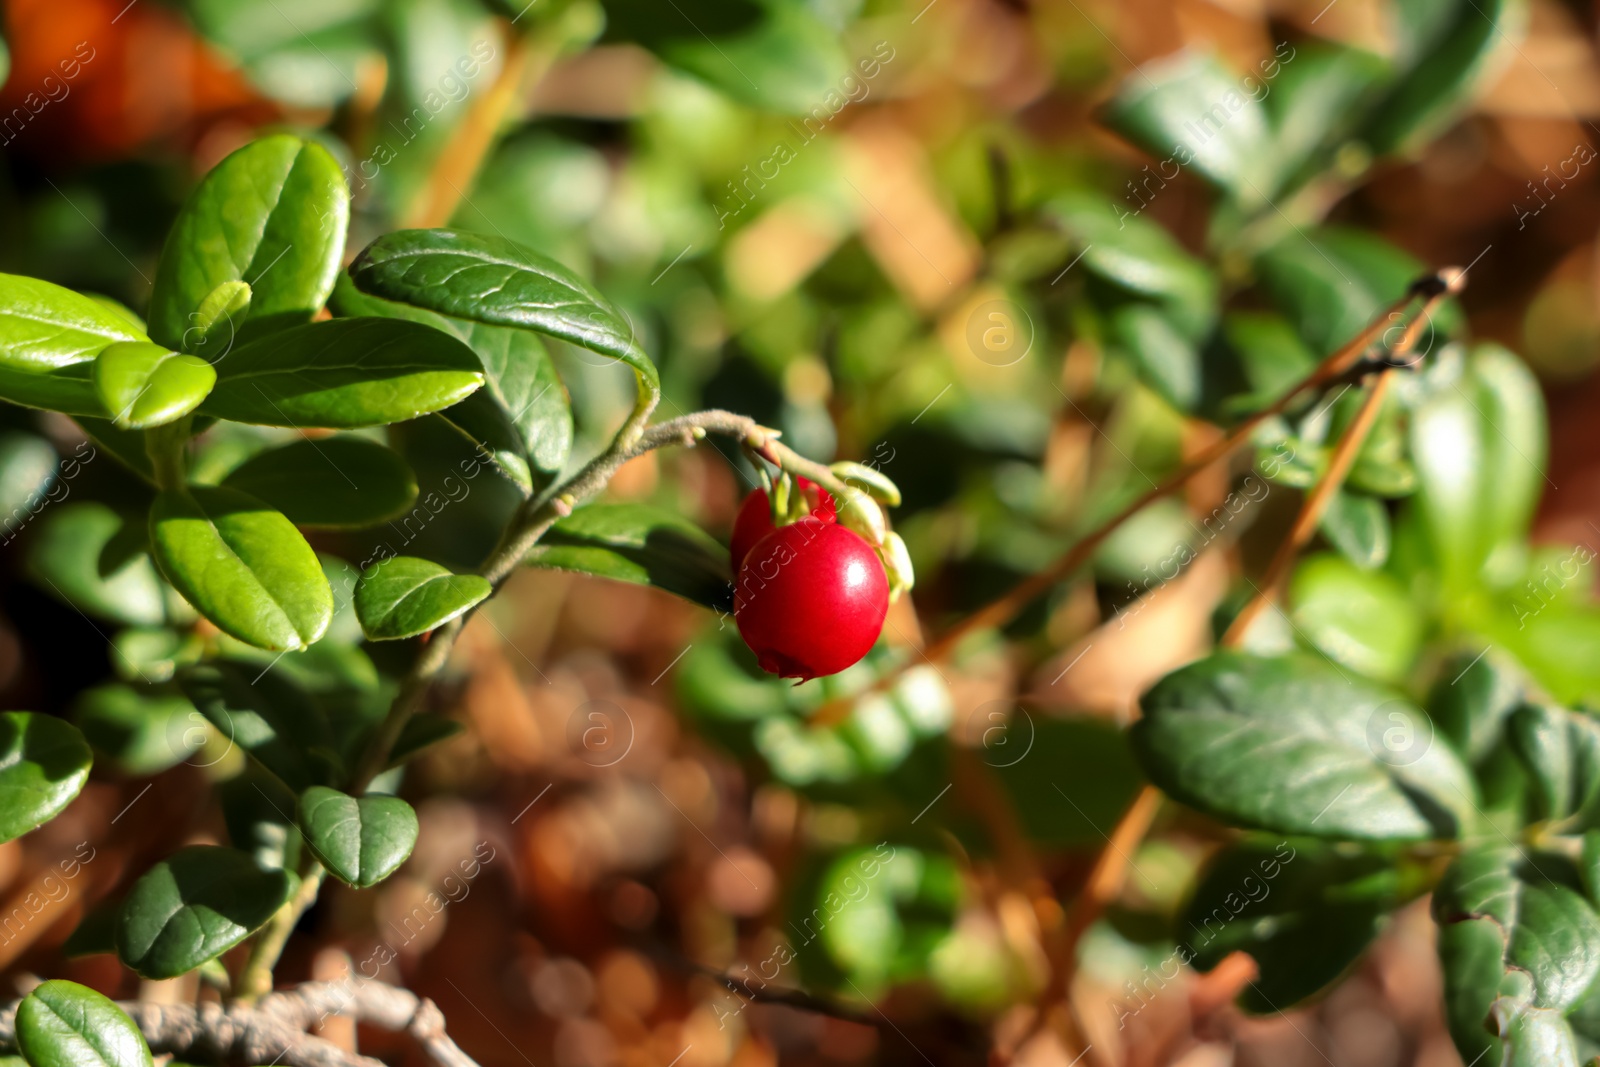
1220, 312, 1317, 414
27, 504, 169, 627
92, 342, 216, 430
1363, 0, 1521, 155
347, 229, 653, 378
116, 845, 295, 979
199, 318, 484, 429
109, 628, 196, 684
353, 556, 490, 641
16, 979, 151, 1067
328, 275, 570, 491
388, 713, 464, 767
73, 685, 203, 776
523, 503, 733, 611
1099, 51, 1274, 205
1410, 344, 1546, 592
0, 432, 59, 521
1132, 651, 1476, 840
1506, 703, 1600, 825
218, 765, 300, 871
297, 786, 418, 888
150, 486, 333, 651
990, 717, 1143, 848
1317, 487, 1390, 570
1255, 227, 1438, 357
1433, 845, 1600, 1067
147, 135, 349, 352
0, 273, 146, 415
1107, 303, 1200, 412
1288, 552, 1421, 682
179, 659, 335, 793
1262, 41, 1388, 187
73, 418, 155, 483
0, 713, 92, 843
1043, 193, 1217, 337
1429, 648, 1524, 764
219, 437, 418, 528
1184, 839, 1408, 1012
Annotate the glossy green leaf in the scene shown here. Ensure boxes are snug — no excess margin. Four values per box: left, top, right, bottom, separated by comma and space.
27, 505, 169, 627
0, 713, 92, 843
1318, 487, 1390, 570
147, 135, 349, 352
16, 979, 151, 1067
200, 317, 484, 429
92, 341, 216, 430
116, 845, 295, 979
1506, 703, 1600, 825
1288, 552, 1421, 682
0, 273, 145, 415
1410, 344, 1546, 592
1132, 651, 1476, 840
73, 685, 202, 776
1184, 839, 1409, 1012
328, 275, 570, 491
1434, 845, 1600, 1067
1363, 0, 1520, 155
149, 486, 332, 651
297, 786, 418, 888
179, 659, 335, 793
1099, 51, 1274, 204
353, 556, 490, 641
219, 437, 418, 529
524, 503, 733, 611
347, 229, 652, 378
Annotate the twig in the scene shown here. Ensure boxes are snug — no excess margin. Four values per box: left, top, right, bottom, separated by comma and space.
0, 981, 479, 1067
400, 22, 540, 229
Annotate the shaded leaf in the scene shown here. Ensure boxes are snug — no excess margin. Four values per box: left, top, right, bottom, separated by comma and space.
116, 845, 295, 979
27, 504, 168, 627
0, 713, 92, 843
353, 556, 490, 641
220, 437, 418, 529
524, 503, 733, 611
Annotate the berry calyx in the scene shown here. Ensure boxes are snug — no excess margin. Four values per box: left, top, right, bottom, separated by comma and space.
728, 477, 836, 571
735, 521, 889, 681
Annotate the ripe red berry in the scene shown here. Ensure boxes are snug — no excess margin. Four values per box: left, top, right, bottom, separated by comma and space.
728, 477, 836, 571
735, 520, 889, 680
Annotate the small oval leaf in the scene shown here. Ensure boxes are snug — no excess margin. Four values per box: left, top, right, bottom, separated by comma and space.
0, 712, 92, 843
16, 979, 151, 1067
297, 786, 419, 888
150, 486, 333, 651
199, 318, 484, 429
147, 135, 349, 352
523, 503, 733, 611
0, 274, 146, 415
354, 557, 490, 641
116, 845, 295, 980
92, 342, 216, 430
347, 229, 651, 377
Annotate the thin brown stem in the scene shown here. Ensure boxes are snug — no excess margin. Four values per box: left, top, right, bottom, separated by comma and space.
1221, 368, 1395, 646
400, 23, 540, 229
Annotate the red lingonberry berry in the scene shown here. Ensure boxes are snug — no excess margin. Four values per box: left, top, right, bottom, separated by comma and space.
728, 477, 837, 571
734, 520, 888, 680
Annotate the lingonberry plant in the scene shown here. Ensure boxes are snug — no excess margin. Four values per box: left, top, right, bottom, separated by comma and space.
0, 0, 1594, 1065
